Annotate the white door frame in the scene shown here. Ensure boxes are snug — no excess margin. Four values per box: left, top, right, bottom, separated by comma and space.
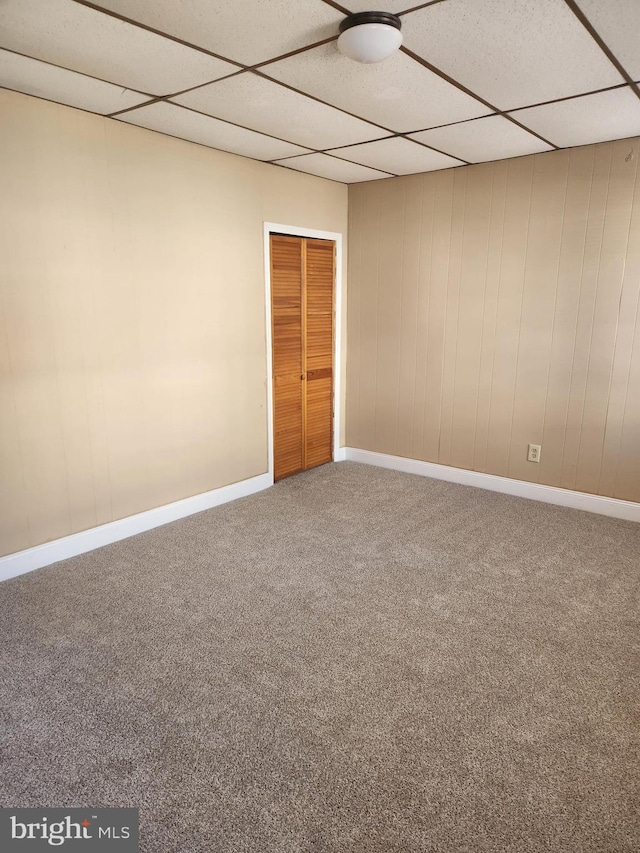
263, 222, 344, 482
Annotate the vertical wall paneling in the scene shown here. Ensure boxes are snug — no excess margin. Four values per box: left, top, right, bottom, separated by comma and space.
450, 163, 493, 473
421, 170, 453, 464
473, 160, 508, 473
508, 150, 569, 484
373, 181, 405, 454
438, 168, 467, 467
397, 176, 425, 459
484, 155, 534, 478
346, 188, 363, 450
356, 182, 382, 451
407, 175, 429, 460
560, 143, 613, 491
347, 138, 640, 503
615, 287, 640, 501
603, 147, 640, 498
539, 145, 595, 488
574, 139, 638, 495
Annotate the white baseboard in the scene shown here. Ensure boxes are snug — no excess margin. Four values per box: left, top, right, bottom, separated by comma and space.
0, 472, 273, 583
344, 448, 640, 523
334, 447, 347, 462
5, 449, 634, 583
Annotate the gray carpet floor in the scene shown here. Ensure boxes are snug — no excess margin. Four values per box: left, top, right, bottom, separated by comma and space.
1, 462, 639, 852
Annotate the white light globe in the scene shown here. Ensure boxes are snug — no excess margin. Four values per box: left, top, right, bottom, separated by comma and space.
337, 23, 403, 64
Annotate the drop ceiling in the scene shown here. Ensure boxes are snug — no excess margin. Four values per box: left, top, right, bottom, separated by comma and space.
1, 0, 639, 183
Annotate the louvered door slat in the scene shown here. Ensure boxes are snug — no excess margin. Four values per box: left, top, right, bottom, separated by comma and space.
304, 239, 334, 470
271, 235, 303, 481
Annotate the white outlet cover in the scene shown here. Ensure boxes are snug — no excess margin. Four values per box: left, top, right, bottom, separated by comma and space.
527, 444, 542, 463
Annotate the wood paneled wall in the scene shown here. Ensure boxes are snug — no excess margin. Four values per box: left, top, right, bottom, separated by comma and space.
0, 89, 347, 557
347, 138, 640, 502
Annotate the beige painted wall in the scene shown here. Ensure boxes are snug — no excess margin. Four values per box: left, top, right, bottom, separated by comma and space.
347, 138, 640, 503
0, 89, 348, 557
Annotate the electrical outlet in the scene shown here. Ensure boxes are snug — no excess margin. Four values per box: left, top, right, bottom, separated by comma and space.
527, 443, 541, 463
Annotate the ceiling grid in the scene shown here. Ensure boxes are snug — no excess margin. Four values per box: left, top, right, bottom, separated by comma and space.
0, 0, 638, 183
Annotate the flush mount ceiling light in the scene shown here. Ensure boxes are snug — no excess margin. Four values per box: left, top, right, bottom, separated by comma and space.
337, 12, 403, 64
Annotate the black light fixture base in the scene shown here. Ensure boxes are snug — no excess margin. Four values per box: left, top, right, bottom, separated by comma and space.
338, 12, 402, 34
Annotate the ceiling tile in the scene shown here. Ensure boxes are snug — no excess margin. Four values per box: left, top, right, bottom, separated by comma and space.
575, 0, 640, 80
275, 153, 390, 183
403, 0, 623, 109
409, 114, 553, 162
342, 1, 420, 11
91, 0, 342, 65
0, 48, 146, 115
172, 73, 388, 150
330, 136, 462, 175
509, 88, 640, 148
117, 101, 309, 160
263, 41, 491, 133
0, 0, 237, 96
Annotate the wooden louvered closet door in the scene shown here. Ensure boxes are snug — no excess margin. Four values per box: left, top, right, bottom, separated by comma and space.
270, 234, 334, 482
